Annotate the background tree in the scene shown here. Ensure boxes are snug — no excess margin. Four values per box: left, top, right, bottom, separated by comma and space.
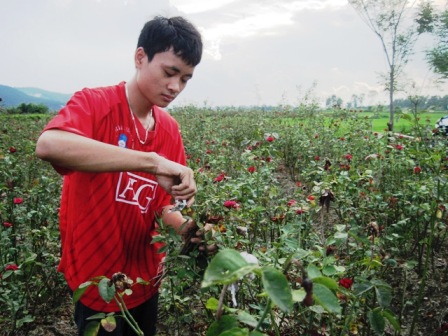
416, 2, 448, 79
325, 94, 343, 109
348, 0, 423, 131
4, 103, 49, 115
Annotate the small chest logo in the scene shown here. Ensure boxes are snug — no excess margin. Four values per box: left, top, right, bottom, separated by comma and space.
115, 172, 158, 213
118, 134, 128, 148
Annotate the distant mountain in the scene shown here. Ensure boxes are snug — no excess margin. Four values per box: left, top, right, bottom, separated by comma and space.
0, 85, 72, 111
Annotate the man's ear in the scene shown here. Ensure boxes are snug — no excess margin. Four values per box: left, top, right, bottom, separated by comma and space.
134, 47, 146, 67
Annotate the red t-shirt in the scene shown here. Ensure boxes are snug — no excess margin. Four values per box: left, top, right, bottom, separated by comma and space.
43, 82, 186, 311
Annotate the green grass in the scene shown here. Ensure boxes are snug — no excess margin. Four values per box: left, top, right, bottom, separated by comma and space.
281, 110, 447, 135
369, 111, 446, 133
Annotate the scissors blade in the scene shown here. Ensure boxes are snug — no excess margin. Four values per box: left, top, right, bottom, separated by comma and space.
168, 199, 187, 213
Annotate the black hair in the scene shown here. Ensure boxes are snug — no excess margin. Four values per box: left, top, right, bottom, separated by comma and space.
137, 16, 202, 66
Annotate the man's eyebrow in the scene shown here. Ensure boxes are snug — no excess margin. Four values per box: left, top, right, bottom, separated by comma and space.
167, 66, 181, 73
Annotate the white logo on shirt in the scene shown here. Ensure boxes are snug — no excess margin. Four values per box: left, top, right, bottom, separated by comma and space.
116, 172, 157, 213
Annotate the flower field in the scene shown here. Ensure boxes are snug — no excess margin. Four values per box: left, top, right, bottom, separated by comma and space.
1, 108, 447, 335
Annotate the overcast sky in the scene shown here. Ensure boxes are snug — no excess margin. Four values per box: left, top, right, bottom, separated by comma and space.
1, 0, 447, 107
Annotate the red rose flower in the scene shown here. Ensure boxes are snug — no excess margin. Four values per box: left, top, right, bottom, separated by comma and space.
440, 322, 448, 331
224, 200, 239, 209
314, 156, 320, 161
13, 198, 24, 204
307, 195, 315, 201
213, 173, 226, 183
248, 166, 256, 173
395, 144, 404, 150
3, 222, 13, 228
413, 166, 422, 174
206, 149, 213, 154
5, 264, 19, 272
296, 208, 305, 215
339, 278, 353, 289
266, 136, 275, 142
9, 146, 17, 153
287, 199, 297, 207
345, 154, 353, 161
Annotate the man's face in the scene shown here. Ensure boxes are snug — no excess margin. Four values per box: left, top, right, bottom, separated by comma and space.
135, 47, 195, 108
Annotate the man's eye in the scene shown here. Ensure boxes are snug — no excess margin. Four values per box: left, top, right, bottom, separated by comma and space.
165, 71, 174, 77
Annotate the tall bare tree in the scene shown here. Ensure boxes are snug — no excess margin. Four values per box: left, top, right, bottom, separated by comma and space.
348, 0, 422, 131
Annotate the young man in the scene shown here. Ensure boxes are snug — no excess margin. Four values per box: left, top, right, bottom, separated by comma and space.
36, 16, 211, 335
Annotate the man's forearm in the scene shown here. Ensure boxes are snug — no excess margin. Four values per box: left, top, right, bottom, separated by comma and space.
35, 130, 161, 173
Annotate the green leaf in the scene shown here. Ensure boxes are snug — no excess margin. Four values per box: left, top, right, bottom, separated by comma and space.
353, 280, 374, 297
368, 308, 385, 335
98, 278, 115, 303
382, 309, 401, 331
136, 277, 150, 285
334, 232, 348, 240
86, 313, 106, 321
206, 297, 220, 311
206, 315, 239, 336
306, 264, 322, 279
249, 331, 267, 336
293, 248, 311, 260
262, 266, 293, 312
84, 321, 100, 336
237, 310, 258, 328
372, 280, 392, 308
219, 328, 250, 336
157, 244, 169, 254
101, 315, 117, 332
151, 235, 165, 243
73, 281, 94, 304
202, 249, 259, 288
309, 305, 326, 314
312, 276, 338, 290
322, 265, 337, 276
292, 289, 306, 302
312, 283, 341, 315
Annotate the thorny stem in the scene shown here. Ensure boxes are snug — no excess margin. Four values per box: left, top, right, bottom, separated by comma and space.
269, 308, 281, 336
216, 284, 229, 320
114, 294, 144, 336
408, 199, 439, 335
398, 268, 408, 328
255, 298, 271, 332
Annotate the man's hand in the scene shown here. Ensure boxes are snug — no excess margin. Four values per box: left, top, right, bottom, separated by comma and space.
155, 157, 197, 203
179, 220, 217, 256
161, 205, 217, 255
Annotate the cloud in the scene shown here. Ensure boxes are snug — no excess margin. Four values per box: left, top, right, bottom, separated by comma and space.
1, 0, 446, 107
174, 0, 349, 60
170, 0, 237, 14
